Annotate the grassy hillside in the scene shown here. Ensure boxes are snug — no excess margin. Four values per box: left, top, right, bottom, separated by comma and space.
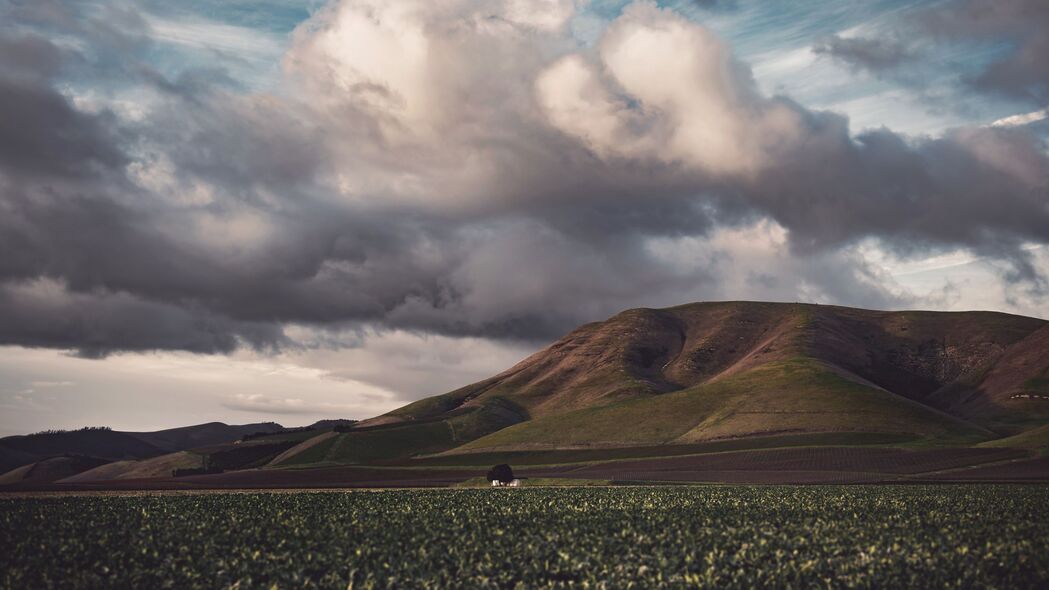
129, 422, 284, 451
277, 399, 528, 466
979, 423, 1049, 453
0, 455, 111, 486
60, 451, 204, 483
0, 422, 295, 475
408, 432, 913, 467
452, 358, 987, 453
0, 429, 166, 473
374, 301, 1043, 423
273, 301, 1046, 468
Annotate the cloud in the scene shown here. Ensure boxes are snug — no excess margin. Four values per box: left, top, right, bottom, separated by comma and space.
0, 278, 286, 358
0, 0, 1047, 361
536, 4, 810, 177
29, 381, 74, 388
991, 108, 1049, 128
691, 0, 737, 11
222, 393, 341, 415
812, 34, 915, 74
920, 0, 1049, 103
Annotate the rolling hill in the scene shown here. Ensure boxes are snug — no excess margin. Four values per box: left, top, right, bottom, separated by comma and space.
6, 301, 1048, 488
127, 422, 284, 453
284, 301, 1048, 464
0, 422, 285, 475
0, 455, 112, 487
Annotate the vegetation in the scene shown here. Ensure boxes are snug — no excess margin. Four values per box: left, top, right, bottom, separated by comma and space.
1023, 377, 1049, 392
279, 401, 527, 466
979, 423, 1049, 453
2, 486, 1047, 588
27, 427, 112, 436
456, 358, 981, 452
240, 427, 316, 442
486, 463, 513, 483
408, 432, 915, 467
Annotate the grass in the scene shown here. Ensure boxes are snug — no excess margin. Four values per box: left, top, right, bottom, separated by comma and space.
242, 428, 333, 444
1023, 377, 1049, 392
61, 451, 202, 482
456, 358, 984, 452
979, 423, 1049, 452
3, 487, 1047, 588
274, 434, 340, 467
412, 432, 914, 467
278, 400, 527, 466
325, 421, 457, 464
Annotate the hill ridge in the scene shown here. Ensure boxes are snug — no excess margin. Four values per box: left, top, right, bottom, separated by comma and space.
328, 301, 1046, 462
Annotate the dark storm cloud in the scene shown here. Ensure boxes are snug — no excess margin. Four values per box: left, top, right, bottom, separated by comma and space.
920, 0, 1049, 103
0, 37, 127, 180
0, 0, 1047, 357
752, 120, 1049, 258
0, 279, 286, 358
692, 0, 738, 11
812, 35, 914, 74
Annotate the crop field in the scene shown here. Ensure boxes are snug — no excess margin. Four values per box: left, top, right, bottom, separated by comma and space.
2, 486, 1047, 588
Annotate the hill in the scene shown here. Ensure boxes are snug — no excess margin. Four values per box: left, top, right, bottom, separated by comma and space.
127, 422, 284, 452
929, 322, 1049, 430
280, 301, 1048, 464
0, 422, 286, 474
0, 428, 166, 474
58, 451, 204, 483
0, 455, 112, 487
6, 301, 1047, 488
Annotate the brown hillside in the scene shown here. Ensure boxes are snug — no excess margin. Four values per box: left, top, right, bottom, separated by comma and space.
929, 323, 1049, 427
0, 455, 111, 486
286, 301, 1047, 463
60, 451, 203, 483
128, 422, 284, 452
383, 302, 1043, 424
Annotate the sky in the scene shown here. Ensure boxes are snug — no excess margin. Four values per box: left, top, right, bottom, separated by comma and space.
1, 0, 1048, 436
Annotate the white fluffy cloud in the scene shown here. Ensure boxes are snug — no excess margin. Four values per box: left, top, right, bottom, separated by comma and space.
2, 0, 1048, 372
539, 2, 808, 176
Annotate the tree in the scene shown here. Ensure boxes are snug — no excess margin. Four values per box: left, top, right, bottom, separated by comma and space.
486, 464, 514, 484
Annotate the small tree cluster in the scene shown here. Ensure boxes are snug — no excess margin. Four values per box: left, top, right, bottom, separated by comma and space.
29, 426, 112, 436
486, 464, 514, 484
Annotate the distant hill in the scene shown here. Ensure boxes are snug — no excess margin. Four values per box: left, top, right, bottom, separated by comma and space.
281, 301, 1048, 465
0, 428, 166, 474
0, 422, 285, 475
0, 455, 112, 487
58, 452, 204, 484
309, 419, 358, 430
128, 422, 284, 452
6, 301, 1048, 487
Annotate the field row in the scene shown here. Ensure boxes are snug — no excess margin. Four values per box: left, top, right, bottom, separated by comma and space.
3, 486, 1048, 588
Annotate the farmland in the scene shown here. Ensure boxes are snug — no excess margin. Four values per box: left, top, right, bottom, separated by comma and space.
3, 486, 1047, 588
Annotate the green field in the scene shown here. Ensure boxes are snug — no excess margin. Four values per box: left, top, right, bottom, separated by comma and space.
2, 486, 1047, 588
